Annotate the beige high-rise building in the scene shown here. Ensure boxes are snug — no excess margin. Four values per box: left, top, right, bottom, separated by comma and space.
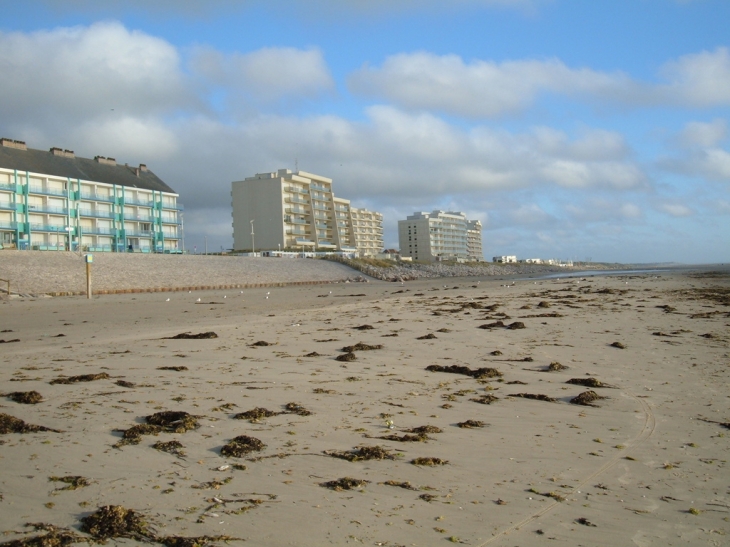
398, 210, 482, 262
231, 169, 383, 255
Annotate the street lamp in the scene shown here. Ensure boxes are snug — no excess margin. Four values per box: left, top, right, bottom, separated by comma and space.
250, 220, 255, 254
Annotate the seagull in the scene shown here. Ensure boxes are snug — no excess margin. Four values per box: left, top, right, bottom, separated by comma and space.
197, 297, 201, 302
224, 295, 227, 299
166, 298, 170, 302
266, 291, 270, 296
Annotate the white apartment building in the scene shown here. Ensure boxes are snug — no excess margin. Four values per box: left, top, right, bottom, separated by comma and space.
398, 210, 483, 262
493, 255, 517, 263
231, 169, 383, 256
0, 138, 182, 252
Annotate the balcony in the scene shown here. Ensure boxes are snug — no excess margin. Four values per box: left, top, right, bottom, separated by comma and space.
124, 230, 154, 237
124, 196, 154, 206
79, 192, 115, 203
0, 220, 17, 230
29, 223, 70, 233
160, 202, 183, 210
286, 186, 309, 195
78, 209, 115, 219
287, 217, 309, 225
0, 201, 15, 211
28, 205, 68, 215
28, 185, 67, 197
123, 213, 153, 221
295, 237, 316, 246
82, 226, 116, 235
285, 196, 309, 205
0, 182, 16, 192
285, 206, 308, 214
310, 183, 331, 193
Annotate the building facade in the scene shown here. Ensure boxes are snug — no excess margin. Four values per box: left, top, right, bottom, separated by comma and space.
0, 138, 182, 252
493, 255, 517, 263
398, 210, 483, 262
231, 169, 383, 256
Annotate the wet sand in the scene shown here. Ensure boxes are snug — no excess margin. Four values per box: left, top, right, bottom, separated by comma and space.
0, 268, 728, 546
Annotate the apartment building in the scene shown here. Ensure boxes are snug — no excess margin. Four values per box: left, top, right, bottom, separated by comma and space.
231, 169, 383, 256
0, 138, 182, 252
398, 210, 483, 262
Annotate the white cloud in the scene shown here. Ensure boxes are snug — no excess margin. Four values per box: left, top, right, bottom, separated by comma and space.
677, 119, 727, 148
0, 22, 193, 124
658, 48, 730, 108
658, 203, 694, 217
566, 199, 643, 222
348, 52, 631, 118
190, 46, 334, 103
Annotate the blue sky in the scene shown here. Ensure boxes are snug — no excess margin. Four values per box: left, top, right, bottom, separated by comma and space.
1, 0, 729, 262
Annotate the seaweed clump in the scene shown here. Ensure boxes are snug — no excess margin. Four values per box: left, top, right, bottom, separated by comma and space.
570, 391, 606, 407
456, 420, 485, 429
566, 378, 615, 388
507, 393, 556, 402
335, 352, 357, 362
283, 402, 312, 416
417, 333, 437, 340
164, 332, 218, 339
426, 364, 502, 379
546, 361, 568, 372
49, 476, 90, 491
221, 435, 266, 458
470, 394, 499, 405
50, 373, 110, 385
406, 425, 443, 435
319, 477, 370, 491
157, 366, 188, 372
325, 445, 397, 462
152, 440, 186, 458
341, 342, 383, 352
158, 536, 239, 547
146, 411, 200, 433
6, 391, 43, 404
0, 524, 85, 547
233, 407, 279, 422
410, 457, 448, 466
0, 413, 60, 434
80, 505, 154, 542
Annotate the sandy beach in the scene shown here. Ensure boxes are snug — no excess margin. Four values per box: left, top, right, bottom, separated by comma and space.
0, 266, 728, 546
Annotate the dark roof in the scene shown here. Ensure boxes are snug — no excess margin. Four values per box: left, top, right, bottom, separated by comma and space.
0, 144, 176, 194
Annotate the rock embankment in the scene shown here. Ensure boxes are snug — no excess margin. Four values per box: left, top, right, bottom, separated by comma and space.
0, 251, 366, 296
328, 257, 565, 281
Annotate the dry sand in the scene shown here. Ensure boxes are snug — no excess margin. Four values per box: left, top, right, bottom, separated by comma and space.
0, 267, 728, 546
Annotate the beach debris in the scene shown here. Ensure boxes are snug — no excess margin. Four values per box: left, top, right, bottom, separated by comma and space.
546, 361, 568, 372
0, 413, 60, 434
335, 352, 357, 362
382, 480, 418, 490
419, 493, 437, 502
0, 524, 86, 547
575, 517, 597, 527
50, 373, 110, 385
319, 477, 370, 491
490, 350, 503, 356
417, 333, 437, 340
152, 440, 186, 458
507, 393, 556, 402
233, 407, 279, 422
283, 402, 312, 416
410, 457, 448, 466
0, 338, 20, 343
325, 445, 397, 462
115, 380, 136, 388
385, 418, 395, 429
470, 394, 499, 405
380, 433, 430, 442
537, 301, 551, 308
158, 535, 239, 547
406, 425, 443, 434
313, 388, 338, 394
570, 391, 606, 407
146, 411, 200, 433
507, 322, 526, 330
163, 332, 218, 339
353, 324, 374, 330
506, 381, 527, 385
437, 328, 452, 333
119, 424, 163, 445
221, 435, 266, 457
5, 391, 43, 404
49, 475, 90, 491
157, 366, 188, 372
304, 351, 321, 357
456, 420, 485, 428
340, 342, 383, 352
566, 377, 615, 388
610, 341, 626, 349
250, 340, 272, 346
478, 321, 504, 329
80, 505, 154, 542
426, 364, 502, 379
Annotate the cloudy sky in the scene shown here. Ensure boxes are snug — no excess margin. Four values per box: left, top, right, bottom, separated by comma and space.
2, 0, 729, 263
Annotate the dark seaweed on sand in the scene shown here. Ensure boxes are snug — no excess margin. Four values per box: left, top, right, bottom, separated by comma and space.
6, 391, 43, 404
233, 407, 279, 422
115, 380, 136, 388
49, 476, 90, 491
379, 433, 430, 442
382, 480, 418, 490
325, 445, 397, 462
566, 377, 616, 388
546, 361, 568, 372
426, 364, 502, 379
157, 366, 188, 371
146, 411, 200, 433
417, 333, 437, 340
340, 342, 383, 352
319, 477, 370, 491
220, 435, 266, 457
164, 332, 218, 339
80, 505, 154, 542
283, 402, 312, 416
352, 324, 374, 330
335, 352, 356, 362
153, 440, 186, 458
410, 457, 448, 466
0, 524, 85, 547
158, 536, 239, 547
0, 413, 60, 434
49, 373, 110, 385
570, 391, 606, 407
456, 420, 485, 428
507, 393, 556, 402
406, 425, 443, 434
470, 394, 499, 405
250, 340, 272, 346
